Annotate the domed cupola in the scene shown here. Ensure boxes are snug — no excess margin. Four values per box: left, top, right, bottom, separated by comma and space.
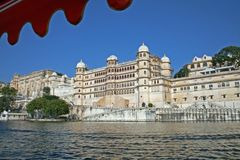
107, 55, 118, 65
138, 43, 149, 52
52, 72, 57, 76
161, 54, 170, 63
107, 55, 118, 61
76, 60, 86, 68
161, 54, 172, 78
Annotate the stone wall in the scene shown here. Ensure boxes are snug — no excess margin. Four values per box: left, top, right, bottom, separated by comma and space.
79, 107, 156, 121
156, 108, 240, 121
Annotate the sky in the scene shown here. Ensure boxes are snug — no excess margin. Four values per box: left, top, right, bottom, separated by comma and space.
1, 0, 240, 83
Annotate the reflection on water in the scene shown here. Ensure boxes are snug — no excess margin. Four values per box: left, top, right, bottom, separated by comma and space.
0, 121, 240, 159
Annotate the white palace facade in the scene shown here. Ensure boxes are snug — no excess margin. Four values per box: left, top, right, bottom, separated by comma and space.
74, 43, 240, 108
10, 70, 74, 105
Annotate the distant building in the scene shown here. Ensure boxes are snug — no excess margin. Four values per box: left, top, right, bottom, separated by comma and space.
170, 53, 240, 108
10, 70, 54, 98
187, 54, 213, 77
0, 111, 28, 121
171, 69, 240, 108
44, 73, 74, 104
74, 43, 240, 109
10, 70, 74, 105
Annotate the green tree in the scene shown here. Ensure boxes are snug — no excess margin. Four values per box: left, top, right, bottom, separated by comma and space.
43, 86, 50, 96
174, 65, 190, 78
0, 86, 17, 97
43, 99, 69, 118
26, 95, 69, 119
148, 103, 153, 107
0, 97, 11, 112
212, 46, 240, 67
0, 86, 17, 112
26, 97, 47, 117
43, 95, 59, 100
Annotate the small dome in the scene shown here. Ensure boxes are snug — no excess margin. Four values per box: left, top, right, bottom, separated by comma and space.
76, 60, 86, 68
138, 43, 149, 52
193, 56, 201, 62
62, 74, 68, 78
107, 55, 118, 61
161, 54, 170, 63
45, 74, 49, 78
202, 54, 212, 61
52, 72, 57, 76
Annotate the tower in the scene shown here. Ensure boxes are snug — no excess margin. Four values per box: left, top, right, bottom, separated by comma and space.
75, 60, 86, 105
107, 55, 118, 66
137, 43, 151, 107
161, 54, 172, 78
106, 55, 118, 97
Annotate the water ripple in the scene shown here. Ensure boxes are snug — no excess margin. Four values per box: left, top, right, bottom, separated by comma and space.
0, 121, 240, 159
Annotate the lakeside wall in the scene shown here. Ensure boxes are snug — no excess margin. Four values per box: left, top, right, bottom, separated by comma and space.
74, 106, 240, 122
0, 111, 28, 121
156, 108, 240, 122
80, 107, 155, 121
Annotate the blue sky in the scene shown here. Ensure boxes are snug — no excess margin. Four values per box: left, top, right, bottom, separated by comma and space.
1, 0, 240, 83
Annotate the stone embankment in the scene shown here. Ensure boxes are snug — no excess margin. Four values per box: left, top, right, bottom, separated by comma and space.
76, 103, 240, 122
156, 108, 240, 122
83, 107, 155, 121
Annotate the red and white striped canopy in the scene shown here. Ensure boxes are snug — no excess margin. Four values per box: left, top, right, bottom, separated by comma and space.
0, 0, 132, 45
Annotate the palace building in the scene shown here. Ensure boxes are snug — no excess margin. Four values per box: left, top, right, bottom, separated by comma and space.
74, 43, 240, 108
9, 43, 240, 109
10, 70, 74, 104
74, 43, 172, 108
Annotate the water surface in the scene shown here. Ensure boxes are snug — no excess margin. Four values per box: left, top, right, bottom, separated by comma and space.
0, 121, 240, 159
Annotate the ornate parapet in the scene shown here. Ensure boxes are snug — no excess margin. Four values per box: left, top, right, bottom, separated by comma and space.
0, 0, 133, 45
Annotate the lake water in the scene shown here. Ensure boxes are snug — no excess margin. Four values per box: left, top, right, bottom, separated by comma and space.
0, 121, 240, 159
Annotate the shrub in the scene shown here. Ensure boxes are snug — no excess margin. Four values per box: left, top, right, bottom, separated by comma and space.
148, 103, 153, 107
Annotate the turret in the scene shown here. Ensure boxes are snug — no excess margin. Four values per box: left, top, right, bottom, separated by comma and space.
106, 55, 118, 95
75, 60, 87, 105
161, 54, 172, 78
76, 60, 86, 73
107, 55, 118, 66
137, 43, 151, 107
